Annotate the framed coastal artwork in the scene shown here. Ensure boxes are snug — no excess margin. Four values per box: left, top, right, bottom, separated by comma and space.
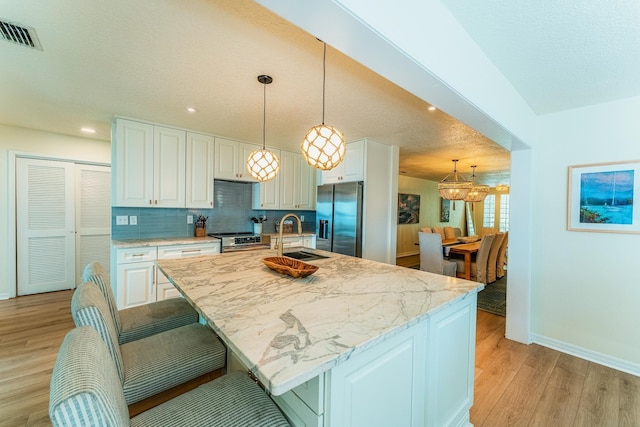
398, 193, 420, 224
567, 160, 640, 234
440, 198, 450, 222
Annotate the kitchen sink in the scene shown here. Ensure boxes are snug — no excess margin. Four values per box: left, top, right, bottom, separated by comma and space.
283, 251, 330, 261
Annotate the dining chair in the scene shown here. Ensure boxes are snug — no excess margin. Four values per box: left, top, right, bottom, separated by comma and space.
83, 261, 198, 344
486, 232, 505, 283
50, 326, 290, 427
418, 232, 457, 277
443, 226, 457, 240
496, 231, 508, 279
419, 227, 433, 233
452, 234, 495, 284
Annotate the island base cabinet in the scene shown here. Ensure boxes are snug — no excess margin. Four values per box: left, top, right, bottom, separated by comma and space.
424, 293, 476, 427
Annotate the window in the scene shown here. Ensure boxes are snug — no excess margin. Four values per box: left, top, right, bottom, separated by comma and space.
499, 194, 510, 232
483, 194, 495, 228
466, 203, 475, 236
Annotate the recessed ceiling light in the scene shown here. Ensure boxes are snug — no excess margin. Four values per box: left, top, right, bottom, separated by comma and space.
80, 127, 96, 134
428, 106, 436, 111
186, 106, 198, 113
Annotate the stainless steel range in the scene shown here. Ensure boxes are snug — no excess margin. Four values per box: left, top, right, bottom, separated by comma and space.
207, 232, 270, 252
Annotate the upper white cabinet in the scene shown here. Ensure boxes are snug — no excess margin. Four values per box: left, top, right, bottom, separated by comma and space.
186, 132, 215, 208
280, 150, 316, 210
252, 150, 316, 210
113, 118, 186, 207
214, 137, 260, 182
319, 139, 364, 184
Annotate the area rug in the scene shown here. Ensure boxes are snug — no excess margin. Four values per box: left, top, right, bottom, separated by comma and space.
477, 274, 506, 317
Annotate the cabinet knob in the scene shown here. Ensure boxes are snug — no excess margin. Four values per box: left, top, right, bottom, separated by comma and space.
149, 200, 152, 205
154, 200, 158, 205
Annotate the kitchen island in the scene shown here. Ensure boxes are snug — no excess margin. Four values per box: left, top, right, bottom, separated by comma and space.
157, 248, 483, 427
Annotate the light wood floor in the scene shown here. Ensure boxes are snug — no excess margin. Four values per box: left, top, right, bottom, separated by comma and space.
1, 291, 639, 426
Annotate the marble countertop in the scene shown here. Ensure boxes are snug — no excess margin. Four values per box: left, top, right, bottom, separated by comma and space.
112, 236, 221, 248
156, 248, 483, 396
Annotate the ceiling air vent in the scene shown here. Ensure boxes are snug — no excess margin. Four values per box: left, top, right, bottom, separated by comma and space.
0, 19, 42, 50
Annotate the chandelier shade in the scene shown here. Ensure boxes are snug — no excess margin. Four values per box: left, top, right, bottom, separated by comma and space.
248, 75, 279, 182
438, 160, 472, 200
463, 165, 490, 202
301, 42, 345, 171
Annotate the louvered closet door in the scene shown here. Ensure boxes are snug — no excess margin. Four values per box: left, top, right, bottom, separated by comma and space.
17, 158, 75, 295
75, 164, 111, 284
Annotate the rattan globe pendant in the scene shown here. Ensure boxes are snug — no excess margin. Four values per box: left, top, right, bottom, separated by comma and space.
301, 42, 345, 171
464, 165, 490, 202
438, 160, 472, 200
247, 75, 279, 182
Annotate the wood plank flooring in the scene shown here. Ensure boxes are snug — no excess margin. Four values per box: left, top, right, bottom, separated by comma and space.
1, 291, 639, 426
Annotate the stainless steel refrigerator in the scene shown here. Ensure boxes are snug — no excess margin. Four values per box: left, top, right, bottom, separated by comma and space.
316, 181, 363, 257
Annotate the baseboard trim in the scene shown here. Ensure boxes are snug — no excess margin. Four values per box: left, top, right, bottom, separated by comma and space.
532, 333, 640, 377
0, 293, 9, 300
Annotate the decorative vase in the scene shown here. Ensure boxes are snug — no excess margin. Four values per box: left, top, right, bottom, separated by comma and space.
253, 223, 262, 235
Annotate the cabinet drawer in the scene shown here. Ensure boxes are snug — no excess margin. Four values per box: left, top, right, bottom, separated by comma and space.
116, 247, 157, 264
157, 243, 220, 259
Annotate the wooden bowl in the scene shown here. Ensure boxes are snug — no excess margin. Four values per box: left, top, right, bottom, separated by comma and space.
262, 257, 319, 278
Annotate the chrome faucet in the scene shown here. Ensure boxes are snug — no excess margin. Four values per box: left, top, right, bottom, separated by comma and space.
277, 213, 302, 257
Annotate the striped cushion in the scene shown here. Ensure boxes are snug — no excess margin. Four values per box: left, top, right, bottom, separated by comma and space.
120, 323, 226, 404
83, 262, 122, 334
118, 298, 198, 345
131, 372, 289, 427
49, 327, 130, 427
71, 283, 125, 383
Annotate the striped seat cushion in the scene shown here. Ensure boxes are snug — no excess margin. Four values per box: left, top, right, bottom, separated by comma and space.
118, 298, 198, 345
131, 372, 289, 427
120, 323, 226, 404
49, 327, 130, 427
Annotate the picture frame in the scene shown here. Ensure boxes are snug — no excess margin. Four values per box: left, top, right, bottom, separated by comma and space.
567, 160, 640, 234
398, 193, 420, 224
440, 198, 450, 223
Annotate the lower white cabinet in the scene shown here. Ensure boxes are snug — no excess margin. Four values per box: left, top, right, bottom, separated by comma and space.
113, 242, 220, 309
269, 235, 316, 250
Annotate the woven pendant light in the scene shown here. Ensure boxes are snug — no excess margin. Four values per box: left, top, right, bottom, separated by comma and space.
464, 165, 490, 202
301, 42, 345, 170
247, 75, 280, 182
438, 160, 472, 200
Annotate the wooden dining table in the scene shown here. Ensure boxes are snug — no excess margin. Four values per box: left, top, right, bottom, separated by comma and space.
448, 241, 481, 280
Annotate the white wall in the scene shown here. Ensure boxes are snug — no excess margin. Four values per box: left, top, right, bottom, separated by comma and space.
0, 124, 111, 299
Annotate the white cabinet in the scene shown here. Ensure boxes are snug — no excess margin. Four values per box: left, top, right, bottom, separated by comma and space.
214, 137, 260, 182
115, 247, 156, 309
269, 235, 316, 250
114, 242, 220, 308
186, 132, 215, 208
279, 151, 315, 210
113, 118, 186, 207
253, 150, 315, 210
319, 139, 364, 184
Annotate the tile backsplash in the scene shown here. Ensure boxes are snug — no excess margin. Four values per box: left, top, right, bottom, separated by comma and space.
112, 180, 316, 240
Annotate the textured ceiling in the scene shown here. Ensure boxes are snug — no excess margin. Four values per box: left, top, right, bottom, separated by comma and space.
2, 1, 636, 187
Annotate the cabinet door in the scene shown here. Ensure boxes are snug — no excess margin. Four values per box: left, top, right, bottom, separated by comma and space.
297, 159, 316, 210
116, 261, 155, 309
279, 151, 298, 210
186, 132, 215, 208
238, 142, 260, 182
214, 137, 238, 180
154, 126, 186, 207
113, 119, 154, 207
255, 176, 279, 209
342, 140, 365, 182
321, 162, 343, 184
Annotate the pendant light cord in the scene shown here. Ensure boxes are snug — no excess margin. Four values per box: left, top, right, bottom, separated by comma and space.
262, 80, 266, 149
322, 42, 326, 125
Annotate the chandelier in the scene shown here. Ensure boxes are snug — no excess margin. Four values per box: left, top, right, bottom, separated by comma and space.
301, 41, 346, 170
438, 160, 472, 200
247, 75, 280, 182
463, 165, 490, 202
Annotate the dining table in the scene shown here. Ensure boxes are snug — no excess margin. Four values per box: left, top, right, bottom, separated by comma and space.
448, 241, 482, 280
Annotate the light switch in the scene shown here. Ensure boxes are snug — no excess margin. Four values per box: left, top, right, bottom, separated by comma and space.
116, 215, 128, 225
187, 215, 193, 224
129, 216, 137, 225
300, 215, 305, 222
